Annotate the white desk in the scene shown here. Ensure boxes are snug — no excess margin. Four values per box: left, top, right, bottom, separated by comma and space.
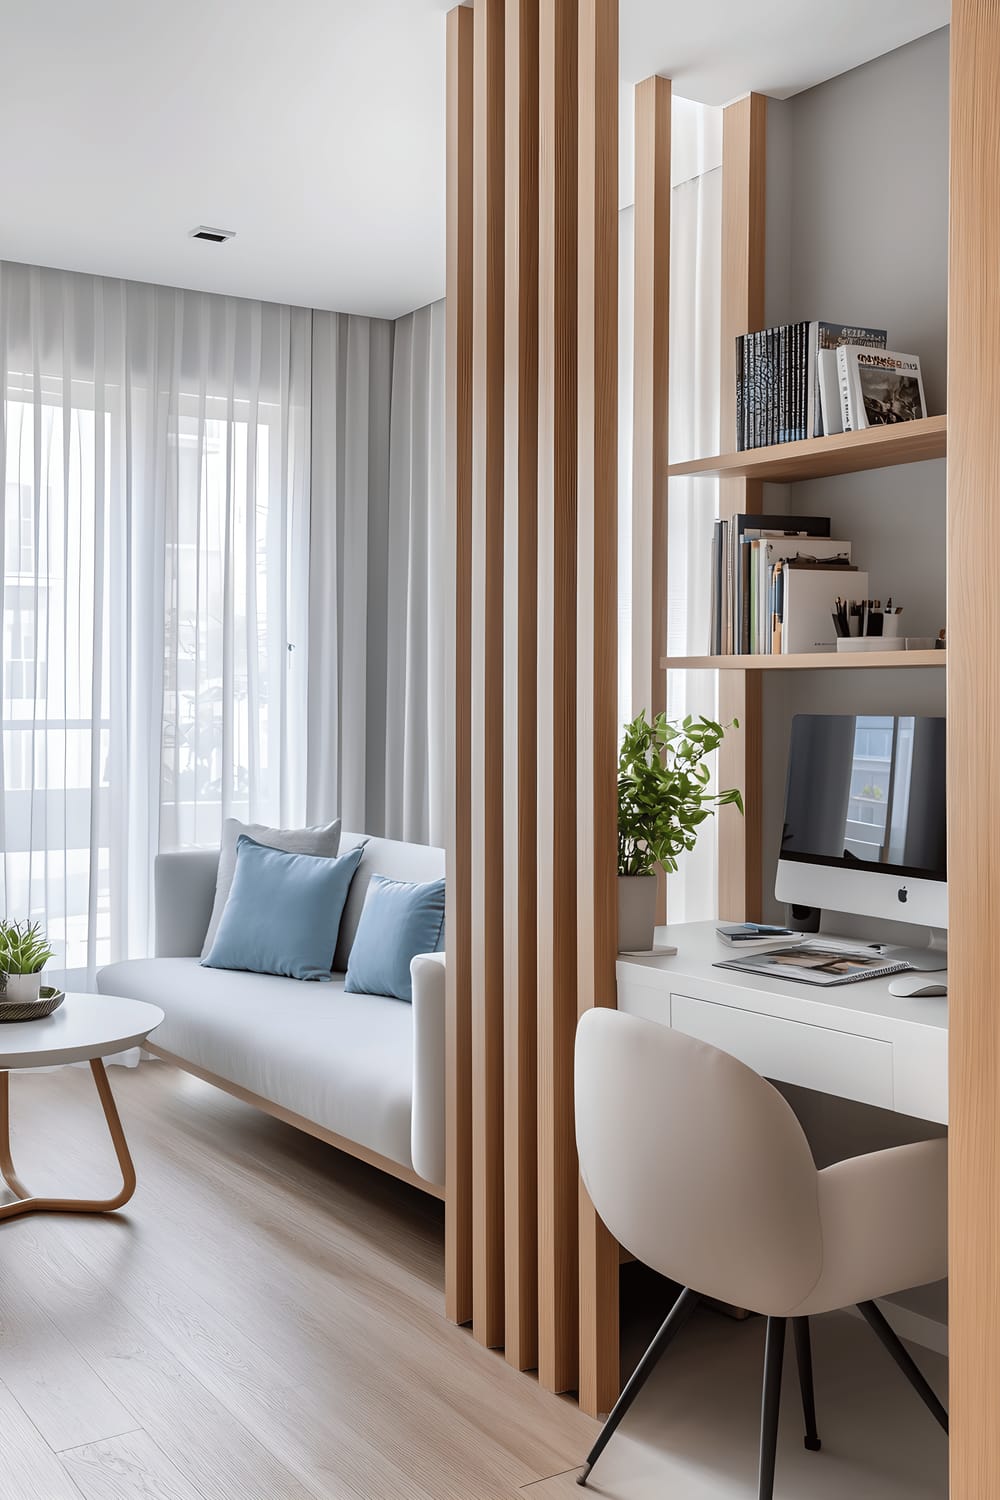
617, 922, 948, 1125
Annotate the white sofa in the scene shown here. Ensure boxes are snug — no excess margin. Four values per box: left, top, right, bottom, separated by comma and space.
97, 832, 446, 1193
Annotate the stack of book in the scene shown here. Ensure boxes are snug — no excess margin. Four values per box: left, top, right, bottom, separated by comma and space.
710, 513, 866, 656
735, 321, 925, 449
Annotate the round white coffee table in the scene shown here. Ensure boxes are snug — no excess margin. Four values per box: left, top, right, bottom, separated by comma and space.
0, 993, 163, 1221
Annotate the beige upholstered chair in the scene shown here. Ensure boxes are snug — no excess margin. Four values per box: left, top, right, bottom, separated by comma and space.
574, 1008, 948, 1500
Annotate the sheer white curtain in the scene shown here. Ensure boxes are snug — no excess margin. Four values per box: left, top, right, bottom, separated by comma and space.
619, 100, 723, 922
0, 262, 311, 990
306, 299, 446, 847
1, 262, 448, 992
385, 301, 447, 846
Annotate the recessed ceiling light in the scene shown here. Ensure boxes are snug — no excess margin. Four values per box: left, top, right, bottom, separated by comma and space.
190, 225, 235, 243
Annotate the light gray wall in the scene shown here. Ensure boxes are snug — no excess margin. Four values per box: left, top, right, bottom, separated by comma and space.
760, 27, 949, 930
755, 35, 951, 1334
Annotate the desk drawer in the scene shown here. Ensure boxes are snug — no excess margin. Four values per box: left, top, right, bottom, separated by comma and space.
670, 993, 894, 1109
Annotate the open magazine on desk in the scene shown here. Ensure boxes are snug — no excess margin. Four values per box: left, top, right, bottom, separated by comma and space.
713, 940, 911, 988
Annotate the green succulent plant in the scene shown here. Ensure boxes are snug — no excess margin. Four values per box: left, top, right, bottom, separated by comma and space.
0, 919, 54, 976
618, 711, 744, 877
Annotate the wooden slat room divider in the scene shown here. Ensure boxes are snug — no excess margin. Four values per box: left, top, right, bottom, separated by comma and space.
444, 2, 474, 1331
445, 0, 619, 1417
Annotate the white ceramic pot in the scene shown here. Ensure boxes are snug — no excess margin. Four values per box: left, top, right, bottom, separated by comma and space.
2, 971, 42, 1004
617, 874, 658, 953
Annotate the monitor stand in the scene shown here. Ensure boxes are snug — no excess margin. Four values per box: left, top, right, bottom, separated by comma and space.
883, 926, 948, 973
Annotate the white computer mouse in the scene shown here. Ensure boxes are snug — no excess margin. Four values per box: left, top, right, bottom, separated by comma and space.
888, 976, 948, 998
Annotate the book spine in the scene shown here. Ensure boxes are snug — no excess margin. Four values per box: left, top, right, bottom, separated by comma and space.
733, 531, 741, 653
736, 336, 744, 450
772, 562, 784, 654
749, 541, 758, 654
758, 328, 767, 444
838, 346, 853, 429
807, 321, 819, 438
798, 321, 808, 440
710, 520, 720, 652
782, 324, 791, 444
791, 324, 800, 440
723, 520, 731, 653
747, 333, 755, 449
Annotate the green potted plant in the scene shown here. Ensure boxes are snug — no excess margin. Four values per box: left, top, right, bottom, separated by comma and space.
618, 711, 744, 952
0, 920, 55, 1004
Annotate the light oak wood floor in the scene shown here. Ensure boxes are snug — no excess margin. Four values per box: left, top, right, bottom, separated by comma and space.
0, 1061, 596, 1500
0, 1062, 948, 1500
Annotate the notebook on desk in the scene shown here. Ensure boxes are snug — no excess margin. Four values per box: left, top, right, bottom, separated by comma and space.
714, 941, 911, 987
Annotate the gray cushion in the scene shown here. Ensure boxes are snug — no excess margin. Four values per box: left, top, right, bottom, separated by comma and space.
200, 817, 341, 958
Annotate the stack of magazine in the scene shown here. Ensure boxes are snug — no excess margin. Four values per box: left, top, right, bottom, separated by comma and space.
735, 320, 927, 449
837, 348, 927, 431
714, 941, 911, 988
710, 513, 864, 656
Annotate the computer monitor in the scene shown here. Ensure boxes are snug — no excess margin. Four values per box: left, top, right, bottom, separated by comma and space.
775, 714, 947, 940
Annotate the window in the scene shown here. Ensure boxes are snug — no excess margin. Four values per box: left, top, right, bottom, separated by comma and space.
2, 388, 111, 972
4, 481, 33, 575
160, 403, 286, 850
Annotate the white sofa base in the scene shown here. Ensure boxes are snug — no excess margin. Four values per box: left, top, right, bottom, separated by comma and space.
144, 1039, 444, 1199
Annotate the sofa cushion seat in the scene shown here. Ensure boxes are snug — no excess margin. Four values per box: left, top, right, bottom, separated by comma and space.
98, 957, 416, 1170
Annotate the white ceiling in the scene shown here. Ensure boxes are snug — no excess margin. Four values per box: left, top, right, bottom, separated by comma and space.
620, 1, 949, 107
0, 1, 948, 321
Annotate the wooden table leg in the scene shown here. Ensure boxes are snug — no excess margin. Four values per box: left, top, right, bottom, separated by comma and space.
0, 1071, 30, 1199
0, 1059, 138, 1220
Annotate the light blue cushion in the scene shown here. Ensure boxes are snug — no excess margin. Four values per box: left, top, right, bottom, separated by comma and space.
202, 836, 364, 981
344, 874, 446, 1002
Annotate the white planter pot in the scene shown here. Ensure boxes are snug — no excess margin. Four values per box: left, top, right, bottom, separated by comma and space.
2, 971, 42, 1004
617, 874, 658, 953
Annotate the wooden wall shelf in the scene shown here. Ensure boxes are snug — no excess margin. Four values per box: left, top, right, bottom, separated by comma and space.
666, 413, 946, 483
662, 650, 945, 671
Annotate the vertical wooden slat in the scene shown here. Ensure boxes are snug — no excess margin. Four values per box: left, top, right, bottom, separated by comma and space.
537, 0, 580, 1395
631, 75, 671, 721
717, 93, 766, 922
948, 4, 1000, 1493
503, 0, 539, 1372
576, 0, 620, 1420
445, 1, 474, 1329
470, 0, 506, 1348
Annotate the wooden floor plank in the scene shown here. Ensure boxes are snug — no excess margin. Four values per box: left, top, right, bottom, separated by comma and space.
0, 1065, 597, 1500
0, 1378, 87, 1500
61, 1431, 204, 1500
0, 1278, 136, 1453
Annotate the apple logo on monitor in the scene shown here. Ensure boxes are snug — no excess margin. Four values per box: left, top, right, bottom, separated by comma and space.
898, 886, 909, 904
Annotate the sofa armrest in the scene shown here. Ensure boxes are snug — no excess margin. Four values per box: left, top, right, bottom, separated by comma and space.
155, 850, 221, 957
410, 951, 446, 1187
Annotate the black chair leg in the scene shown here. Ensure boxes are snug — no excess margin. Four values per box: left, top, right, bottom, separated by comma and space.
757, 1317, 786, 1500
792, 1317, 822, 1451
856, 1300, 949, 1435
577, 1286, 700, 1487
